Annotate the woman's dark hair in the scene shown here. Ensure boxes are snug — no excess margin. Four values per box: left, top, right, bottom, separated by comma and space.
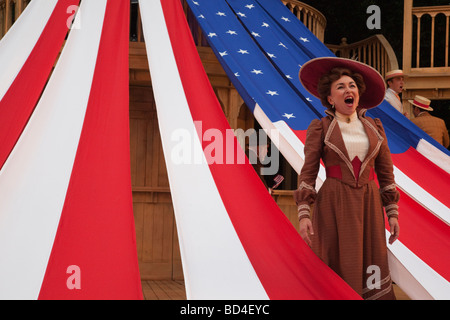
317, 67, 366, 109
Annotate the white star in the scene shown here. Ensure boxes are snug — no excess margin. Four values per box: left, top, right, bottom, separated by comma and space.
251, 32, 261, 37
208, 32, 217, 38
285, 75, 293, 79
237, 49, 249, 54
281, 17, 290, 22
245, 4, 255, 9
216, 11, 226, 17
237, 12, 247, 18
306, 97, 313, 102
300, 37, 309, 42
219, 51, 228, 57
197, 14, 205, 19
267, 52, 276, 58
261, 22, 270, 27
251, 69, 263, 75
266, 90, 279, 96
226, 30, 238, 35
192, 1, 199, 5
234, 72, 240, 77
282, 113, 295, 119
278, 42, 288, 49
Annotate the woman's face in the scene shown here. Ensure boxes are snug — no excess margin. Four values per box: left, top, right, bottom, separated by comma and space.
327, 75, 360, 115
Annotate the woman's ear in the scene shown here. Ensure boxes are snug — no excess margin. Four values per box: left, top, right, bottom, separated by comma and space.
327, 96, 334, 106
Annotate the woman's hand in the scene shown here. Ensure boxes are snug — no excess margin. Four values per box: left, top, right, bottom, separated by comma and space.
388, 216, 399, 244
299, 218, 314, 247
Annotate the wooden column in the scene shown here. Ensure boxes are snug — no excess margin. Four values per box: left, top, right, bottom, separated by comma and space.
402, 0, 413, 73
4, 0, 10, 34
16, 0, 22, 20
445, 15, 449, 67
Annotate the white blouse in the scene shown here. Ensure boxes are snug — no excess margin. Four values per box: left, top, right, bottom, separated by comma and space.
335, 111, 369, 161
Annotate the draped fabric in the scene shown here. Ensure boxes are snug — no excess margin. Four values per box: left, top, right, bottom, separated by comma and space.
0, 0, 142, 299
0, 0, 80, 170
140, 0, 360, 300
184, 0, 450, 300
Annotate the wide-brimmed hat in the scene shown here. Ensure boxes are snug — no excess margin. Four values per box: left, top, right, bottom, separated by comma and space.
299, 57, 386, 109
385, 69, 406, 81
408, 95, 433, 111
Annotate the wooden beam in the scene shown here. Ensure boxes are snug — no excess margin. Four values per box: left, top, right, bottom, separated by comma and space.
4, 0, 10, 34
403, 0, 413, 73
16, 0, 22, 19
446, 15, 449, 67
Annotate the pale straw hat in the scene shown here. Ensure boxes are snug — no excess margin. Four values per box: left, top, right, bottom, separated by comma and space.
408, 95, 433, 111
385, 69, 406, 81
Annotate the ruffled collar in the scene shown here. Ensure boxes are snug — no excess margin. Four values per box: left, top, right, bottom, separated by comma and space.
335, 111, 358, 124
325, 107, 367, 121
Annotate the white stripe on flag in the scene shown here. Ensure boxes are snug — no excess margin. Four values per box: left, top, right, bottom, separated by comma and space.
416, 139, 450, 174
0, 0, 107, 299
387, 231, 450, 300
0, 0, 58, 101
140, 0, 268, 300
393, 166, 450, 224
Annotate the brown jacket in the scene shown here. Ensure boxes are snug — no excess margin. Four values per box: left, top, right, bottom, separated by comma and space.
411, 112, 450, 148
294, 108, 400, 220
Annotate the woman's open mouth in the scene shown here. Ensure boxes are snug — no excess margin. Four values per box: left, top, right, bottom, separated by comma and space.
344, 97, 354, 107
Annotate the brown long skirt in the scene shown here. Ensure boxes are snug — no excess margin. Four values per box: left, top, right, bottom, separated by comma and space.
311, 178, 396, 300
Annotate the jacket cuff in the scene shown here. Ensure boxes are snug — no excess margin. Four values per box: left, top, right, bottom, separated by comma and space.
297, 204, 311, 221
385, 203, 399, 219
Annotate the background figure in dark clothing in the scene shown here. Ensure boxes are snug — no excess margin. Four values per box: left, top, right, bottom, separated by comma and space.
246, 129, 284, 193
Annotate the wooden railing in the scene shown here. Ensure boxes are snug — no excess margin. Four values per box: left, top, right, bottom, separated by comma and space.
2, 0, 397, 80
403, 0, 450, 73
0, 0, 30, 39
1, 0, 327, 47
282, 0, 326, 42
326, 35, 399, 79
133, 0, 328, 46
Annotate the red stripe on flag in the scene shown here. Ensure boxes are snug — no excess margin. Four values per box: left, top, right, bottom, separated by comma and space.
160, 0, 360, 299
0, 0, 80, 170
38, 0, 142, 299
291, 129, 308, 144
386, 189, 450, 282
391, 147, 450, 208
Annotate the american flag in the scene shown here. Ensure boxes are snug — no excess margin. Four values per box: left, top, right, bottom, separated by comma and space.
0, 0, 142, 299
186, 0, 450, 299
140, 0, 361, 299
188, 0, 328, 133
272, 173, 284, 189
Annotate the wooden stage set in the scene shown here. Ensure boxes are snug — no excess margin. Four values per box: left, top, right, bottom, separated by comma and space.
141, 281, 410, 300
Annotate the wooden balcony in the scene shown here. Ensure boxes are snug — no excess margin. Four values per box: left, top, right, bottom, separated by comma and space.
327, 35, 399, 79
402, 0, 450, 104
282, 0, 326, 42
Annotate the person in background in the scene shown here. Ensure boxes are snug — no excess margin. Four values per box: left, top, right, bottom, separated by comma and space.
246, 130, 284, 193
384, 69, 408, 116
295, 57, 400, 300
409, 95, 450, 148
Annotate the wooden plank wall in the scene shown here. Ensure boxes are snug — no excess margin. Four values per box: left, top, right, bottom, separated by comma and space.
129, 84, 183, 281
